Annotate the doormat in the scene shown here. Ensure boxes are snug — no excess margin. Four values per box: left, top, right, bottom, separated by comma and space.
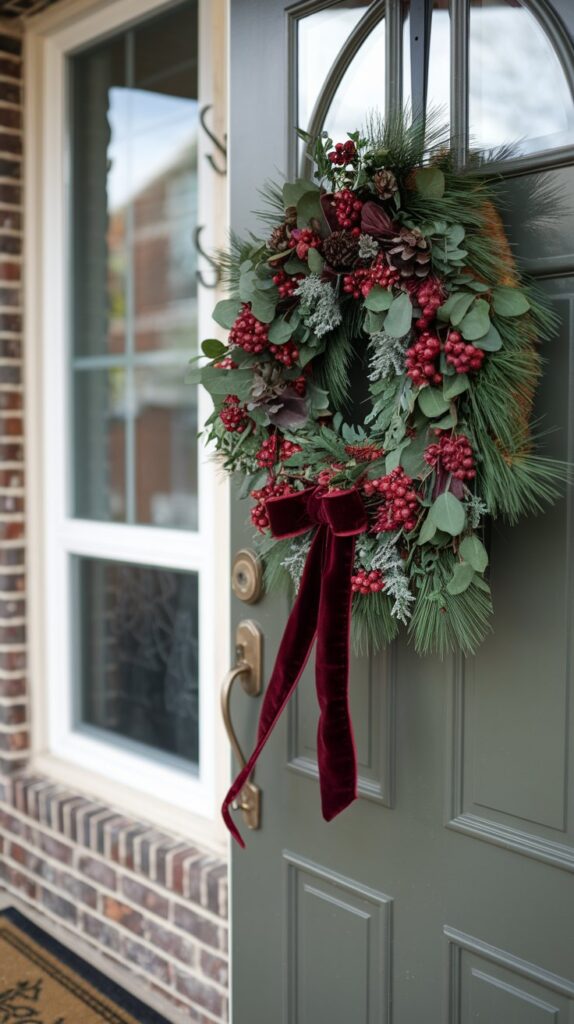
0, 906, 170, 1023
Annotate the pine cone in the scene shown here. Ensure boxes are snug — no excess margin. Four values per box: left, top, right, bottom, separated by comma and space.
268, 223, 292, 253
322, 230, 360, 270
373, 168, 398, 199
385, 226, 431, 278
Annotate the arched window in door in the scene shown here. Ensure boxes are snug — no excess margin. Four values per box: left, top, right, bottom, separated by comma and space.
293, 0, 574, 169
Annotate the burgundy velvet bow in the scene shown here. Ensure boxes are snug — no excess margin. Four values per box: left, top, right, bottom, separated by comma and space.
222, 486, 368, 847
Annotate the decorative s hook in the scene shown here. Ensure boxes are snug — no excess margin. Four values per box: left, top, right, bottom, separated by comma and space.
199, 104, 227, 176
194, 225, 220, 290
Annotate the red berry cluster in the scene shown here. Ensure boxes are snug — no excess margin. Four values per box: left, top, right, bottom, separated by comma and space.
289, 228, 322, 261
328, 140, 357, 166
344, 443, 384, 463
413, 277, 445, 329
229, 305, 269, 353
255, 435, 302, 468
273, 269, 303, 299
424, 433, 476, 480
444, 331, 485, 374
250, 479, 295, 532
330, 189, 363, 231
351, 568, 385, 595
292, 375, 307, 396
269, 339, 299, 367
342, 256, 400, 299
364, 467, 420, 533
220, 395, 249, 433
214, 355, 237, 370
405, 330, 442, 387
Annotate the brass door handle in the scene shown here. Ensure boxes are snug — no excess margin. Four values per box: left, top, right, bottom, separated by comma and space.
220, 620, 263, 830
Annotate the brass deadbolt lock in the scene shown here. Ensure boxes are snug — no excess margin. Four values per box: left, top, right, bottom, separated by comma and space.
231, 549, 264, 604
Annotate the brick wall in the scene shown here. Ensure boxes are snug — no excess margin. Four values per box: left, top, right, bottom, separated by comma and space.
0, 26, 27, 777
0, 774, 229, 1023
0, 18, 230, 1024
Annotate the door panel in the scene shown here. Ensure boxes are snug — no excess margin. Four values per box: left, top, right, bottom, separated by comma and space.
228, 2, 574, 1021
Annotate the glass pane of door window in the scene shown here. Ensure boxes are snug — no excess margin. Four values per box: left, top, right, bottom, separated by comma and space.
70, 0, 199, 528
74, 556, 199, 768
323, 15, 385, 142
297, 2, 369, 135
469, 0, 574, 157
402, 0, 451, 122
74, 368, 126, 522
134, 364, 198, 529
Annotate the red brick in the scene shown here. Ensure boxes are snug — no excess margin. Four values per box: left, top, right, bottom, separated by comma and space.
120, 877, 169, 918
0, 62, 21, 83
102, 897, 145, 937
0, 729, 28, 752
173, 903, 227, 953
173, 968, 225, 1018
120, 937, 171, 985
146, 918, 195, 966
0, 678, 26, 698
40, 887, 77, 923
0, 36, 21, 58
78, 853, 116, 890
81, 912, 122, 953
37, 832, 73, 865
199, 948, 228, 988
0, 109, 21, 131
0, 702, 26, 725
0, 860, 37, 898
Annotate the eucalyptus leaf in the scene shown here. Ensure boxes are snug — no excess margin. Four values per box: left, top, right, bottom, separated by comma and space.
364, 285, 394, 312
460, 298, 491, 341
437, 293, 462, 323
446, 562, 475, 595
473, 323, 502, 351
449, 292, 476, 326
250, 290, 277, 323
283, 178, 317, 208
415, 166, 445, 198
297, 189, 324, 228
443, 372, 469, 400
445, 224, 465, 247
429, 492, 466, 536
267, 318, 293, 345
433, 409, 458, 430
385, 291, 413, 338
364, 309, 387, 333
418, 387, 450, 418
201, 366, 253, 397
212, 298, 241, 329
492, 286, 530, 317
459, 534, 489, 572
307, 246, 324, 274
201, 338, 226, 359
417, 513, 437, 545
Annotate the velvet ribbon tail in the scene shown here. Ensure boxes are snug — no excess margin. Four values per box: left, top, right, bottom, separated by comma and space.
221, 486, 365, 847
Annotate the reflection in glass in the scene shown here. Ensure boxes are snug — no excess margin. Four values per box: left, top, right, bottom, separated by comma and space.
70, 1, 199, 528
469, 0, 574, 157
134, 366, 198, 530
402, 1, 450, 122
74, 369, 126, 522
298, 2, 369, 136
75, 557, 199, 767
323, 16, 385, 142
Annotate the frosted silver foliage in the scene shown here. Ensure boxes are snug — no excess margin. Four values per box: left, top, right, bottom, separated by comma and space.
465, 495, 488, 529
368, 331, 408, 381
294, 274, 343, 338
358, 233, 379, 261
281, 534, 312, 589
355, 534, 415, 623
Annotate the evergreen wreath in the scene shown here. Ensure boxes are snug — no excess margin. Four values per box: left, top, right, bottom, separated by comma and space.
193, 113, 566, 657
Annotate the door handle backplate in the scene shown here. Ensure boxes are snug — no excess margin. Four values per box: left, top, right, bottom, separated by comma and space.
220, 620, 263, 830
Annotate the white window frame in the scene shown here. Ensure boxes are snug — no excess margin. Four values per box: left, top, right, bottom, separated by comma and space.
25, 0, 230, 848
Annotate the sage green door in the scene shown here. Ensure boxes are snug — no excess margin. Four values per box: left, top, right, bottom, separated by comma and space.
227, 2, 574, 1021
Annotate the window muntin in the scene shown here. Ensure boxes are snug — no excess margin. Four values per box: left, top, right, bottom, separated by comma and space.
295, 0, 574, 166
70, 0, 199, 530
469, 0, 574, 157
